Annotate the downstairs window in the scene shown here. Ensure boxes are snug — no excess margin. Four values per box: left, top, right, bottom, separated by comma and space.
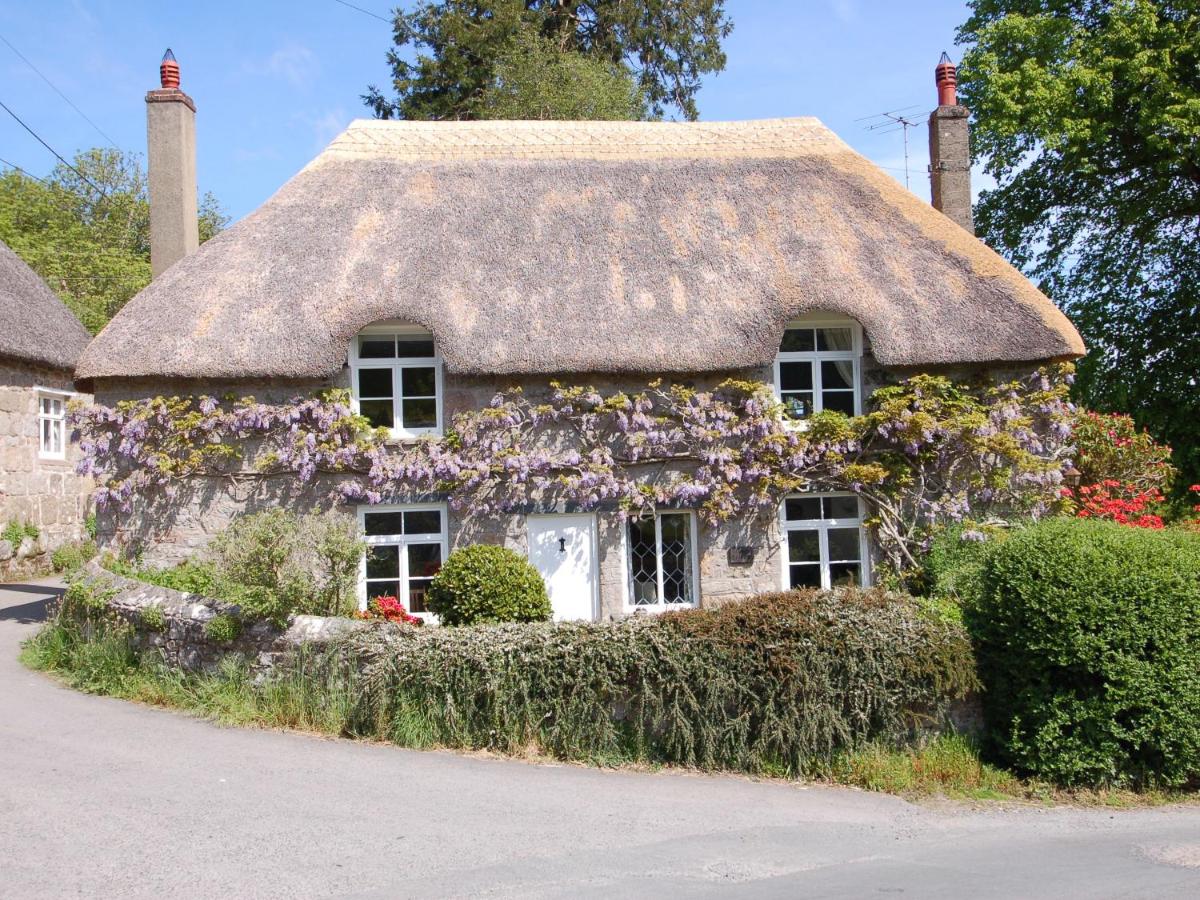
360, 505, 447, 619
782, 493, 869, 589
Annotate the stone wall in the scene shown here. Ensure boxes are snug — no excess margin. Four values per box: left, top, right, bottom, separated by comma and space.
75, 560, 366, 674
1, 358, 93, 577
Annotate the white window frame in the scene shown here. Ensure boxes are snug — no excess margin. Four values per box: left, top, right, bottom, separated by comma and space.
348, 322, 444, 439
357, 503, 449, 622
779, 492, 872, 590
624, 510, 700, 613
772, 316, 864, 423
36, 387, 72, 461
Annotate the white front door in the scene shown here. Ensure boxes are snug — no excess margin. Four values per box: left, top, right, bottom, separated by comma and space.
527, 514, 598, 621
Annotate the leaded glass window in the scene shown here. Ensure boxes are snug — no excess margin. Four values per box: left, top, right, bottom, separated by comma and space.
628, 512, 697, 609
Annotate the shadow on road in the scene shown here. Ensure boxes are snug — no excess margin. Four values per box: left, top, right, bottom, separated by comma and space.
0, 584, 61, 624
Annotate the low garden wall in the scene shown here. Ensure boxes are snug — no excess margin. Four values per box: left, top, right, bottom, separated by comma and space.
74, 560, 368, 674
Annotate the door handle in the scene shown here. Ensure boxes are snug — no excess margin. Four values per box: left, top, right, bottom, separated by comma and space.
558, 537, 567, 553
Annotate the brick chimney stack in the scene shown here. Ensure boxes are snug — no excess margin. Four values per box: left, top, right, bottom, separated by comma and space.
146, 49, 198, 277
928, 51, 974, 234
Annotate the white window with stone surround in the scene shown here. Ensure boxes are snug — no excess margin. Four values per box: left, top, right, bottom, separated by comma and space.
36, 388, 71, 460
780, 493, 870, 590
625, 511, 699, 611
349, 322, 443, 438
358, 504, 447, 621
773, 316, 863, 422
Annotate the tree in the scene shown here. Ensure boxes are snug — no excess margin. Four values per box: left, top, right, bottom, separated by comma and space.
956, 0, 1200, 490
363, 0, 731, 121
479, 32, 646, 120
0, 149, 226, 332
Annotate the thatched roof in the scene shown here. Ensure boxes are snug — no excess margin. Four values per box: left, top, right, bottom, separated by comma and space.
0, 239, 91, 372
76, 118, 1082, 382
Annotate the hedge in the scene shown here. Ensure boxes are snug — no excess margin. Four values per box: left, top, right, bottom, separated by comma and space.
341, 587, 978, 774
426, 544, 550, 625
967, 518, 1200, 787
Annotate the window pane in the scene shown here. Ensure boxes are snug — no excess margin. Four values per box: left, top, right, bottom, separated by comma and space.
358, 368, 393, 398
408, 579, 432, 613
822, 391, 856, 416
659, 515, 694, 605
366, 544, 400, 579
53, 421, 62, 453
816, 327, 853, 351
407, 543, 443, 579
367, 580, 401, 600
402, 366, 437, 397
789, 565, 822, 589
41, 419, 51, 453
780, 328, 815, 352
830, 562, 862, 587
396, 338, 435, 358
359, 400, 394, 430
779, 361, 813, 391
364, 511, 404, 536
628, 517, 659, 605
821, 360, 854, 390
785, 497, 822, 521
825, 496, 860, 520
401, 398, 437, 429
787, 529, 820, 562
403, 510, 442, 535
781, 393, 813, 420
828, 528, 862, 562
359, 336, 395, 358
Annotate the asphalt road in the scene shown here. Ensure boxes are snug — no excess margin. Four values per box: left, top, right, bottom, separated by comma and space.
2, 579, 1199, 899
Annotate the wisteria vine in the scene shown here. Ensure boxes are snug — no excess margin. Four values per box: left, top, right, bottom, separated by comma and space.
70, 365, 1075, 578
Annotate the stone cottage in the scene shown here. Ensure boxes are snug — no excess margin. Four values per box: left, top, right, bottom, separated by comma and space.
74, 55, 1083, 621
0, 239, 93, 572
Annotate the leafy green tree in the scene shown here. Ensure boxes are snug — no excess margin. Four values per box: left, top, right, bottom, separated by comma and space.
479, 32, 646, 120
364, 0, 731, 121
0, 149, 226, 332
957, 0, 1200, 489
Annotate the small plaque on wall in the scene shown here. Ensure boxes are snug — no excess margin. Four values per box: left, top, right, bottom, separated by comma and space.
727, 546, 755, 566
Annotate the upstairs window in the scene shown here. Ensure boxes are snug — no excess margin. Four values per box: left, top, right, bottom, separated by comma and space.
782, 493, 869, 589
774, 318, 862, 421
37, 390, 69, 460
349, 324, 442, 437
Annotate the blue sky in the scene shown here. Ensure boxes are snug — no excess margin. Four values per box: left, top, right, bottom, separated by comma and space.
1, 1, 974, 223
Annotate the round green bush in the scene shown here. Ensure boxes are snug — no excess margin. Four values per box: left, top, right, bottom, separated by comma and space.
426, 544, 550, 626
967, 518, 1200, 787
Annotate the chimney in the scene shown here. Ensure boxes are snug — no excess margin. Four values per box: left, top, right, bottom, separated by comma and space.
928, 51, 974, 234
146, 49, 198, 277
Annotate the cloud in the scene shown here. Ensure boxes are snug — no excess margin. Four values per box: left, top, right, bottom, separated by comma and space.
244, 41, 318, 88
827, 0, 858, 24
293, 108, 351, 149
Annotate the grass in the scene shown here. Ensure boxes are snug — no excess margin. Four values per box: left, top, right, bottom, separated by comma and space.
18, 617, 1196, 808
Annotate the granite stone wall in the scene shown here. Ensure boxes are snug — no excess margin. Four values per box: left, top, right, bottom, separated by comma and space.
0, 358, 92, 577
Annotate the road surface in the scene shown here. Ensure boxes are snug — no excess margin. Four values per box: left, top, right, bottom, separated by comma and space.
2, 578, 1198, 898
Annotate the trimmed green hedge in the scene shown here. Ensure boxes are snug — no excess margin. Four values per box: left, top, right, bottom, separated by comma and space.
426, 544, 550, 625
344, 587, 978, 774
967, 518, 1200, 787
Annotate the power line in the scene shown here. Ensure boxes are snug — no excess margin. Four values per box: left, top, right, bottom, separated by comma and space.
0, 155, 48, 184
0, 33, 120, 149
331, 0, 391, 23
0, 96, 107, 198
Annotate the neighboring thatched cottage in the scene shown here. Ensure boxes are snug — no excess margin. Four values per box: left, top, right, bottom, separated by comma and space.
75, 58, 1082, 621
0, 239, 93, 572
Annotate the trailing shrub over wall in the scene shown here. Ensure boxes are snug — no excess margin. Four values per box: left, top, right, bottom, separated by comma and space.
426, 544, 551, 625
344, 587, 977, 773
968, 518, 1200, 787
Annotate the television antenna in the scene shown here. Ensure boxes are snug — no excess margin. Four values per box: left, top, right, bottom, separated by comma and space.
857, 105, 927, 190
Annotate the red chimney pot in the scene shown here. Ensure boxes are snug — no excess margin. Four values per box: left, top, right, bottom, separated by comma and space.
935, 51, 957, 107
160, 48, 180, 90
